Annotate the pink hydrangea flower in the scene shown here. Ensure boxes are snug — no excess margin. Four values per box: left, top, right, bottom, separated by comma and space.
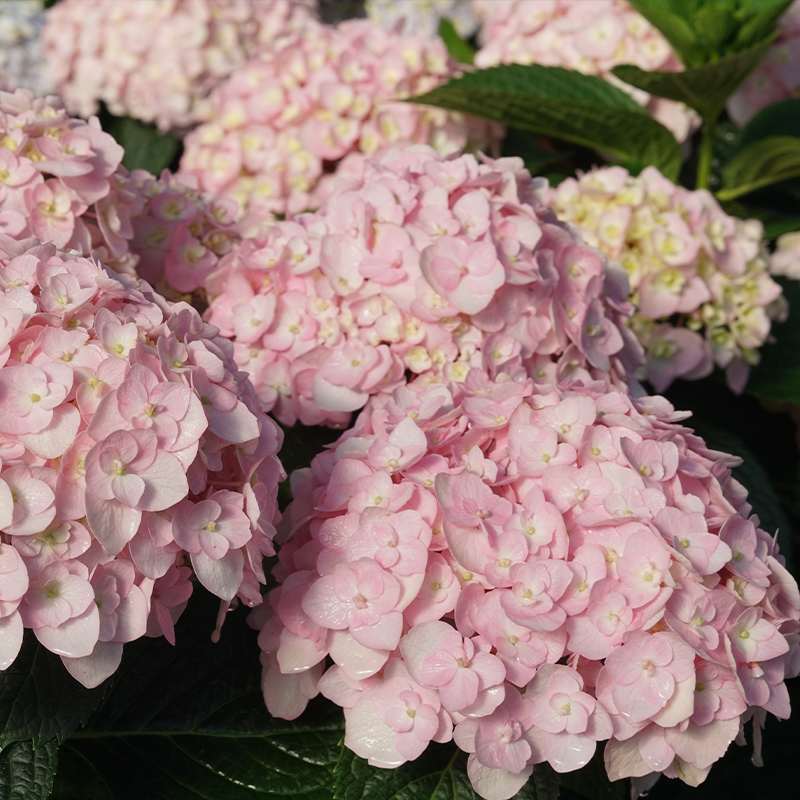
728, 1, 800, 125
250, 371, 799, 798
0, 88, 130, 260
180, 19, 499, 217
0, 238, 284, 686
202, 146, 642, 427
549, 165, 785, 393
43, 0, 317, 132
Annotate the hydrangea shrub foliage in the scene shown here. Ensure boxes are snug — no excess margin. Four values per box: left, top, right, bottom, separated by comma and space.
4, 2, 800, 800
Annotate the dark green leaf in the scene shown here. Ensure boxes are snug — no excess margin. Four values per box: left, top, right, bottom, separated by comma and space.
412, 64, 681, 180
627, 1, 707, 67
502, 129, 573, 175
0, 635, 107, 750
718, 135, 800, 199
736, 98, 800, 149
334, 742, 558, 800
438, 18, 475, 66
102, 117, 181, 175
612, 39, 772, 121
0, 740, 57, 800
747, 277, 800, 403
763, 217, 800, 239
557, 750, 623, 800
628, 0, 792, 67
56, 591, 342, 800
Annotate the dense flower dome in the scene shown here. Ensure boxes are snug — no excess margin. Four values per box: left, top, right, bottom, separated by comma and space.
42, 0, 318, 132
0, 88, 127, 251
728, 0, 800, 126
471, 0, 696, 142
549, 166, 785, 393
179, 19, 499, 217
0, 86, 244, 302
200, 145, 642, 428
251, 370, 799, 798
0, 0, 51, 96
0, 236, 283, 688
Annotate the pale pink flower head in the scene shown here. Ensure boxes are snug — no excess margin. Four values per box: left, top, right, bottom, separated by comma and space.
44, 0, 317, 132
250, 369, 798, 794
550, 165, 782, 393
181, 19, 498, 217
202, 146, 642, 427
0, 238, 284, 684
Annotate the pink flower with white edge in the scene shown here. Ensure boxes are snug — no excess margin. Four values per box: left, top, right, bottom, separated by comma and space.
526, 664, 612, 772
400, 619, 506, 714
0, 541, 28, 669
18, 560, 98, 658
172, 491, 252, 601
201, 146, 642, 428
603, 631, 696, 724
302, 559, 403, 652
346, 661, 452, 767
453, 685, 534, 800
251, 371, 798, 796
0, 238, 284, 687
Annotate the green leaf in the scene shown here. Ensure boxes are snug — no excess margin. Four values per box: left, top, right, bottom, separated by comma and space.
0, 635, 107, 750
557, 750, 624, 800
0, 740, 57, 800
412, 64, 682, 180
502, 129, 572, 175
763, 217, 800, 239
628, 0, 792, 67
737, 98, 800, 148
56, 591, 342, 800
102, 117, 181, 175
717, 135, 800, 199
438, 18, 475, 66
333, 743, 558, 800
612, 38, 772, 121
746, 277, 800, 403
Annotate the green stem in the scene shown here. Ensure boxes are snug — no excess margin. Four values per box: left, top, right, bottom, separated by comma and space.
696, 116, 718, 191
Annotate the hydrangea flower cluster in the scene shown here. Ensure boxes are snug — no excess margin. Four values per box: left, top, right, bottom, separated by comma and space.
114, 168, 240, 295
180, 20, 499, 217
42, 0, 318, 133
549, 166, 785, 394
471, 0, 696, 142
251, 371, 799, 798
728, 0, 800, 126
0, 236, 283, 689
770, 230, 800, 280
0, 0, 51, 96
365, 0, 480, 39
0, 87, 128, 252
0, 85, 239, 295
201, 145, 641, 428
